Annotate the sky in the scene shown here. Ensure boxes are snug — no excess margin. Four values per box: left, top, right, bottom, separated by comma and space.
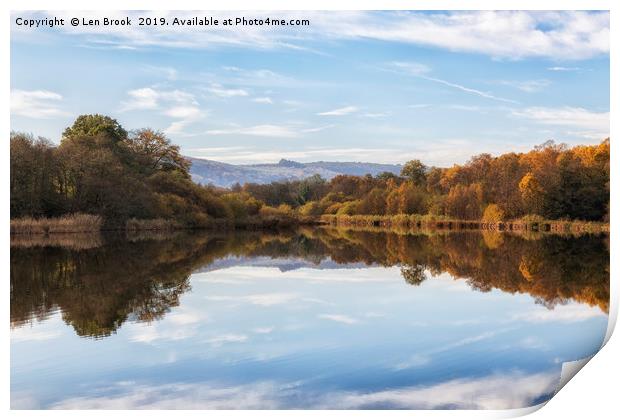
10, 10, 610, 166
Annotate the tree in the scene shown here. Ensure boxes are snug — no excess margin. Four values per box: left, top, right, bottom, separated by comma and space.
400, 159, 427, 186
518, 173, 545, 217
445, 183, 483, 219
125, 129, 190, 177
62, 114, 128, 143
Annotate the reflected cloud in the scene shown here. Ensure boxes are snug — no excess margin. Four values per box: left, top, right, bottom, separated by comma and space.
206, 293, 299, 307
512, 302, 605, 323
205, 334, 248, 347
325, 371, 560, 409
43, 371, 560, 409
318, 314, 360, 325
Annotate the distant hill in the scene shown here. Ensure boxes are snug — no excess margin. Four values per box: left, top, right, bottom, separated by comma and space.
188, 157, 403, 187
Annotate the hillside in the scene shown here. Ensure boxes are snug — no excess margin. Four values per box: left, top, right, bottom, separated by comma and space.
189, 157, 402, 187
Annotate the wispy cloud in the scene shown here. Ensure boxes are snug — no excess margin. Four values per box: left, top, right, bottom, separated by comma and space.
119, 86, 205, 136
44, 371, 560, 409
318, 314, 359, 324
206, 83, 249, 98
205, 334, 248, 346
512, 302, 605, 323
20, 11, 608, 60
206, 293, 299, 307
317, 106, 358, 116
547, 66, 582, 72
421, 75, 518, 104
388, 62, 518, 104
206, 125, 300, 138
11, 89, 70, 118
497, 79, 551, 93
252, 97, 273, 104
512, 106, 609, 136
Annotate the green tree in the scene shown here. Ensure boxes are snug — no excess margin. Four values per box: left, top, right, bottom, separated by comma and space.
400, 159, 427, 186
62, 114, 128, 143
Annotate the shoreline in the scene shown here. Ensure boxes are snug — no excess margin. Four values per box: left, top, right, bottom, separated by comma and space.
10, 213, 609, 237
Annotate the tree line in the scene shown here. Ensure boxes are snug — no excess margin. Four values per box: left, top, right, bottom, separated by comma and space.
10, 114, 610, 226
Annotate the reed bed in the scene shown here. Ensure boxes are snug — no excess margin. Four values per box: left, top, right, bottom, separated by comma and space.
10, 233, 103, 250
10, 214, 103, 235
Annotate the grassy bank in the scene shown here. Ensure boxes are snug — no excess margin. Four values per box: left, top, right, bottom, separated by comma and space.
319, 214, 609, 234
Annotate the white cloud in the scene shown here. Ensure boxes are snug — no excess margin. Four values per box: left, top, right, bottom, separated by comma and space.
326, 371, 559, 409
11, 89, 69, 118
512, 106, 609, 136
205, 124, 300, 138
45, 371, 560, 409
512, 302, 605, 323
498, 79, 551, 93
206, 293, 299, 307
388, 62, 517, 103
362, 112, 389, 118
253, 327, 274, 334
421, 75, 518, 104
206, 83, 249, 98
205, 334, 248, 346
252, 97, 273, 104
317, 106, 358, 116
547, 66, 582, 72
163, 106, 201, 119
11, 328, 61, 342
318, 314, 359, 324
20, 11, 608, 60
121, 87, 197, 111
120, 86, 204, 136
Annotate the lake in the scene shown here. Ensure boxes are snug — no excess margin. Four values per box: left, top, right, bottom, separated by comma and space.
10, 228, 609, 409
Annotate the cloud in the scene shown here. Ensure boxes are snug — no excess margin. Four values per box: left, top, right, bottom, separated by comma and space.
361, 112, 389, 118
205, 124, 300, 138
119, 87, 204, 136
547, 66, 582, 72
163, 106, 201, 119
120, 87, 197, 111
512, 302, 605, 323
325, 371, 559, 409
253, 327, 274, 334
497, 79, 551, 93
206, 83, 249, 98
205, 334, 248, 346
44, 371, 560, 409
512, 106, 609, 136
318, 314, 359, 324
388, 62, 518, 103
10, 89, 70, 118
206, 293, 299, 307
19, 11, 608, 60
317, 106, 358, 116
421, 75, 518, 104
11, 328, 61, 342
252, 97, 273, 104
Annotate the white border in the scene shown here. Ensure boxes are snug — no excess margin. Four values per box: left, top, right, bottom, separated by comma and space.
2, 1, 616, 419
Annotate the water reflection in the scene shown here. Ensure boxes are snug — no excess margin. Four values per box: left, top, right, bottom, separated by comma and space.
10, 228, 609, 409
11, 228, 609, 338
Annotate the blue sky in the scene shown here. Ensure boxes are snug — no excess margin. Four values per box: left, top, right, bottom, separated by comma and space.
10, 11, 610, 165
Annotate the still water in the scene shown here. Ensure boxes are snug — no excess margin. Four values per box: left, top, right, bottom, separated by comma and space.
10, 228, 609, 409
